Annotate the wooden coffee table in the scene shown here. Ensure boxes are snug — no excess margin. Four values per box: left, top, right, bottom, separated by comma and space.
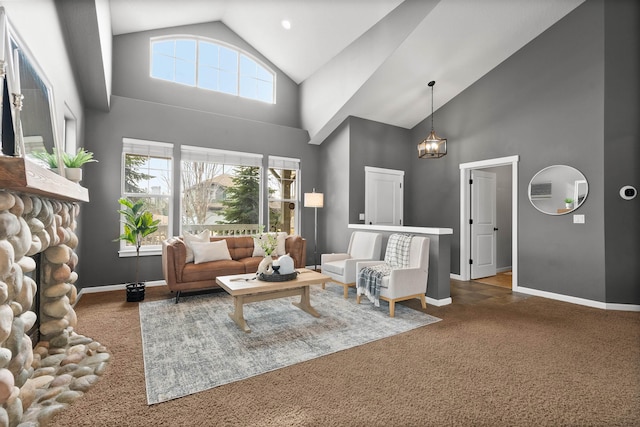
215, 269, 330, 333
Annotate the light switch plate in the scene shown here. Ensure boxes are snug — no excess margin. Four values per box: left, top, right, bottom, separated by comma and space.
573, 214, 585, 224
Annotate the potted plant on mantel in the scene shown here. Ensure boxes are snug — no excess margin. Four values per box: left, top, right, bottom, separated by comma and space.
62, 147, 98, 183
29, 149, 60, 172
114, 197, 160, 302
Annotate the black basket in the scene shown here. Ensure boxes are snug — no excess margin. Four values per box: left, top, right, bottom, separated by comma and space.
257, 271, 299, 282
126, 282, 145, 302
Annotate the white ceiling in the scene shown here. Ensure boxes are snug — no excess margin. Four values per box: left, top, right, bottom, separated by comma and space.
109, 0, 584, 141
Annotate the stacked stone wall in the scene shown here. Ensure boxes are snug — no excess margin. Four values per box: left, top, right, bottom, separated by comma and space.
0, 190, 108, 426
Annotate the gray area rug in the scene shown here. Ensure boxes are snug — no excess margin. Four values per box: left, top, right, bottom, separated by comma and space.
139, 285, 441, 405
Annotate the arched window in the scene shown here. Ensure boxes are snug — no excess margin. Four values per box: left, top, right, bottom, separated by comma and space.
150, 37, 275, 103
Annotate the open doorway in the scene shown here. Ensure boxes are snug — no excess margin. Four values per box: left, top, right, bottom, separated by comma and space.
459, 156, 519, 290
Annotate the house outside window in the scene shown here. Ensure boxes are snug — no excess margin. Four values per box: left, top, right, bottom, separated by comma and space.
267, 156, 300, 235
150, 36, 275, 103
180, 146, 263, 236
119, 138, 173, 256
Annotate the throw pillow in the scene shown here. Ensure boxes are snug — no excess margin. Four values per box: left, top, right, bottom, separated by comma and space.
190, 240, 232, 264
183, 229, 211, 263
252, 236, 266, 257
276, 232, 287, 256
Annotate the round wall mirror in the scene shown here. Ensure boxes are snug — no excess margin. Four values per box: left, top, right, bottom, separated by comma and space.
528, 165, 588, 215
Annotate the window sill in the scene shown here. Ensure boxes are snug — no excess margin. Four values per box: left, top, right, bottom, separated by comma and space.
118, 247, 162, 258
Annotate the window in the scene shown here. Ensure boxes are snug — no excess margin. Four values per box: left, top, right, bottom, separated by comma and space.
181, 146, 263, 236
268, 156, 300, 235
151, 37, 275, 103
120, 138, 173, 256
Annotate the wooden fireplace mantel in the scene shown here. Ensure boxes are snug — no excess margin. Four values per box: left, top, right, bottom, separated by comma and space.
0, 157, 89, 202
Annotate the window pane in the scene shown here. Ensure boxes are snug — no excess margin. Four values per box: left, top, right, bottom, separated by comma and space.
267, 167, 297, 235
175, 59, 195, 86
240, 55, 257, 77
219, 71, 237, 95
153, 40, 174, 56
219, 47, 238, 72
182, 161, 260, 235
257, 80, 273, 103
151, 54, 174, 80
257, 66, 272, 82
122, 144, 172, 251
199, 42, 218, 67
122, 196, 170, 247
198, 65, 218, 90
150, 38, 274, 103
239, 76, 256, 98
175, 40, 196, 61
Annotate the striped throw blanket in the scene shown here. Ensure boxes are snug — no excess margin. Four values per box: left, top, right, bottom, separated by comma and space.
357, 234, 413, 306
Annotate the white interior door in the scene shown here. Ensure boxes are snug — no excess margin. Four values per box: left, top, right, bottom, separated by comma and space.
471, 170, 497, 279
365, 167, 403, 226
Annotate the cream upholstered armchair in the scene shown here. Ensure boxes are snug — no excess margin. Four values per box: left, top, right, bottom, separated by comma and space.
356, 235, 430, 317
321, 231, 383, 298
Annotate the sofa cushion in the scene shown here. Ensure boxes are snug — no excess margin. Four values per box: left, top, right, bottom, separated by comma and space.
182, 260, 245, 282
238, 256, 264, 273
191, 240, 232, 264
322, 259, 346, 275
209, 236, 253, 260
183, 230, 211, 263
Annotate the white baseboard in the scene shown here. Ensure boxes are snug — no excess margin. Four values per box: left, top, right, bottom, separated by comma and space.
449, 273, 463, 281
426, 297, 452, 307
514, 286, 640, 312
75, 280, 166, 304
496, 266, 512, 273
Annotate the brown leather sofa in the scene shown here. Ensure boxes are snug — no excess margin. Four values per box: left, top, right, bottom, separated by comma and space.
162, 235, 306, 303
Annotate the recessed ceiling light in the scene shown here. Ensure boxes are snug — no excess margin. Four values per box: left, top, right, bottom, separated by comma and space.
281, 19, 291, 30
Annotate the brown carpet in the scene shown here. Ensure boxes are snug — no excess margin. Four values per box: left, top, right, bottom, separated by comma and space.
49, 281, 640, 427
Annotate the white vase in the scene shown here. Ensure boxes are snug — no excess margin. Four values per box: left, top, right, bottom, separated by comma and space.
65, 167, 82, 183
257, 256, 273, 276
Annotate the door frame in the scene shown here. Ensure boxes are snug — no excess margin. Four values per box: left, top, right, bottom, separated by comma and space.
459, 155, 519, 289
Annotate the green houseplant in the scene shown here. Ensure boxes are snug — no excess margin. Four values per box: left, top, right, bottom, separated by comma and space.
63, 148, 98, 183
30, 149, 59, 169
115, 197, 160, 302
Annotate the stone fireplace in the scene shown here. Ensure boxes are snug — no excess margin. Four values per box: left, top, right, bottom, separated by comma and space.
0, 158, 109, 426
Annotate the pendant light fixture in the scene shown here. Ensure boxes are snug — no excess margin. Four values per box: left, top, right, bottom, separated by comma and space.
417, 81, 447, 158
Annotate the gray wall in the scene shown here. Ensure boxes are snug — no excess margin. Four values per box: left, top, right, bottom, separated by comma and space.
112, 21, 301, 129
603, 0, 640, 304
318, 121, 351, 259
408, 0, 606, 302
77, 22, 319, 288
347, 117, 413, 225
72, 0, 638, 305
320, 1, 639, 304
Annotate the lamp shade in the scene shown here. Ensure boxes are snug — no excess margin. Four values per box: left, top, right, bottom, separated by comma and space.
304, 192, 324, 208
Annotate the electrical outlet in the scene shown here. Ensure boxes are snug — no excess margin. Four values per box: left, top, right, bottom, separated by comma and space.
359, 213, 365, 221
573, 214, 585, 224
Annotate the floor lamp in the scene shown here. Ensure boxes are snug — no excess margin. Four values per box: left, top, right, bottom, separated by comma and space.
304, 189, 324, 271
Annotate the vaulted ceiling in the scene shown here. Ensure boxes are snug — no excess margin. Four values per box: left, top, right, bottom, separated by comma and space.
60, 0, 584, 144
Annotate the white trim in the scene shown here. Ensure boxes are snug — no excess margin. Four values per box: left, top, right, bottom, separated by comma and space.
348, 224, 453, 235
450, 273, 463, 281
459, 156, 519, 290
364, 166, 405, 176
515, 286, 640, 312
118, 248, 162, 257
426, 297, 452, 307
75, 280, 166, 305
